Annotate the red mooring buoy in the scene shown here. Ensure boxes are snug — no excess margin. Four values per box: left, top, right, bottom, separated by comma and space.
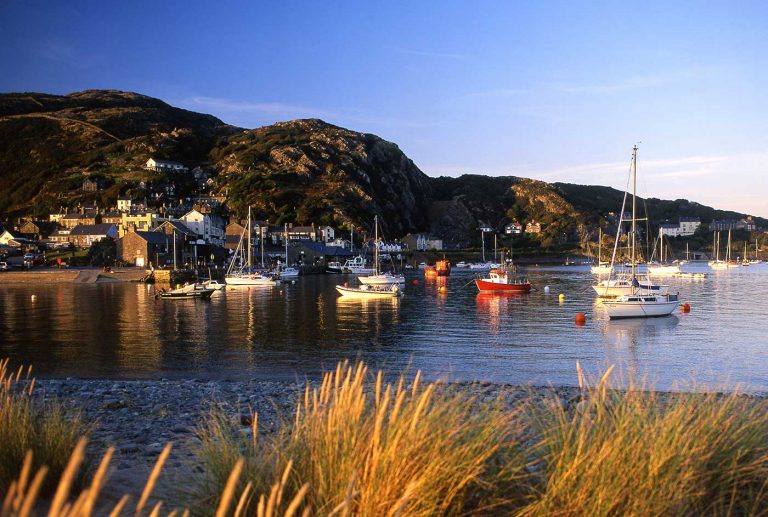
575, 312, 587, 325
681, 303, 691, 313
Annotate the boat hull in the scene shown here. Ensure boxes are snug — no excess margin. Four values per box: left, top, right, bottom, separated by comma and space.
225, 275, 280, 286
647, 265, 681, 275
590, 265, 613, 274
357, 274, 405, 286
603, 296, 679, 319
335, 285, 403, 298
475, 279, 531, 292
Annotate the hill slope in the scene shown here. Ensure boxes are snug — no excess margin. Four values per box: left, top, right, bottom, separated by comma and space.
0, 89, 763, 245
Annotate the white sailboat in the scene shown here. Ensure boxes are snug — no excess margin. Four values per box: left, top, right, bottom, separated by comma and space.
600, 145, 680, 319
278, 223, 300, 279
225, 208, 280, 286
355, 216, 405, 287
750, 238, 762, 265
648, 231, 681, 275
337, 215, 404, 298
590, 228, 612, 274
708, 230, 738, 270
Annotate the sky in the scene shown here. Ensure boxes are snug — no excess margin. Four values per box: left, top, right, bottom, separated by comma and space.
1, 0, 766, 216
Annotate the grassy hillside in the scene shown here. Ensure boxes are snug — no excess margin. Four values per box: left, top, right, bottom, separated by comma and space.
0, 89, 763, 247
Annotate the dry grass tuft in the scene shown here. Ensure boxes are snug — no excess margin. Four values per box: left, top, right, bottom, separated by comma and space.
519, 363, 768, 516
196, 361, 529, 516
0, 359, 89, 494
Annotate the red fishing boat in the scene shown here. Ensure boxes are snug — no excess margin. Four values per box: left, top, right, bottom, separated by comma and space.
475, 268, 531, 293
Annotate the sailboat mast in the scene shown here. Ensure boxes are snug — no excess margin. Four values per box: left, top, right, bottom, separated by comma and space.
598, 228, 602, 263
374, 215, 379, 275
482, 230, 486, 262
285, 223, 288, 268
494, 234, 497, 262
247, 207, 251, 271
631, 145, 637, 280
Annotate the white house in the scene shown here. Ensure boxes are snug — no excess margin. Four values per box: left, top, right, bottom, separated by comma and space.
0, 230, 21, 246
505, 222, 522, 235
145, 158, 189, 174
317, 226, 335, 243
117, 197, 133, 212
179, 209, 225, 247
659, 223, 680, 237
678, 217, 701, 236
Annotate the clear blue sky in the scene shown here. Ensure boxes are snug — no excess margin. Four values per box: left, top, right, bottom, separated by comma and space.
1, 0, 766, 216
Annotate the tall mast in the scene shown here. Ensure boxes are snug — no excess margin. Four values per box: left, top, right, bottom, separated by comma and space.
247, 207, 251, 271
598, 228, 602, 263
481, 230, 486, 262
374, 215, 379, 274
285, 223, 288, 269
631, 145, 637, 280
494, 233, 497, 262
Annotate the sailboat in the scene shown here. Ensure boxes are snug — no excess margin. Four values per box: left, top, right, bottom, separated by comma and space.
336, 216, 403, 298
601, 146, 680, 319
357, 216, 405, 286
590, 228, 612, 274
225, 208, 280, 286
741, 242, 750, 266
750, 238, 762, 265
708, 230, 738, 270
278, 223, 300, 279
648, 231, 681, 275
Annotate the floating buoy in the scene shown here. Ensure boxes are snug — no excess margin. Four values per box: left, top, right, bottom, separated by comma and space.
681, 303, 691, 313
575, 312, 586, 326
412, 279, 419, 286
31, 294, 36, 301
291, 280, 296, 285
438, 286, 447, 293
559, 293, 565, 301
544, 286, 550, 294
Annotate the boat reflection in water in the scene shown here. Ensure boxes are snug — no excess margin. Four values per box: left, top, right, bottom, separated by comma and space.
475, 291, 531, 338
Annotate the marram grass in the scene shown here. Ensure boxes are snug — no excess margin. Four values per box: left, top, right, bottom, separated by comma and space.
518, 364, 768, 516
195, 361, 530, 515
3, 359, 768, 516
0, 358, 88, 494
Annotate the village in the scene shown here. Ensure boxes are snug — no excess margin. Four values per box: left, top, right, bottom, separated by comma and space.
0, 157, 764, 276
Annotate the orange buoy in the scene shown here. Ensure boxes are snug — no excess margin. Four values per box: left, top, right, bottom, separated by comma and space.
438, 286, 447, 293
575, 312, 587, 326
681, 303, 691, 313
343, 282, 349, 287
412, 279, 419, 286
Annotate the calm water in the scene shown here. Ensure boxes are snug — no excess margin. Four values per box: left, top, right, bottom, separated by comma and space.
1, 265, 767, 390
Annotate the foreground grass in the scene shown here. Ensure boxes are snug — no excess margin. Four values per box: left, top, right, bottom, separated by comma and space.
196, 362, 529, 515
0, 359, 88, 495
521, 365, 768, 516
3, 360, 768, 516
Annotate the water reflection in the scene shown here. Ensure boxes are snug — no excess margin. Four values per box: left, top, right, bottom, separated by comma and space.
0, 266, 767, 390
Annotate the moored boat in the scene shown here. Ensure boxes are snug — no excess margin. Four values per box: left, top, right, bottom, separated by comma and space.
335, 283, 403, 298
157, 283, 215, 299
475, 268, 531, 293
601, 145, 679, 319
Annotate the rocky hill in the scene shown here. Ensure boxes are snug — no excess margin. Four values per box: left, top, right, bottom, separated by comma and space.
0, 89, 764, 246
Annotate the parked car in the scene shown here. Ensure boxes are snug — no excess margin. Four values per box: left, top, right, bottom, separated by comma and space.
23, 253, 35, 261
0, 262, 7, 271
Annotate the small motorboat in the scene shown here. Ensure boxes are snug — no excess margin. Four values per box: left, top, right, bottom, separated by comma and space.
335, 283, 403, 298
157, 283, 215, 299
475, 268, 531, 293
326, 261, 344, 273
279, 266, 300, 279
203, 280, 226, 290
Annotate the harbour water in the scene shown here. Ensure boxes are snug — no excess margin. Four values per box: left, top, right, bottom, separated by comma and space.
1, 265, 766, 391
